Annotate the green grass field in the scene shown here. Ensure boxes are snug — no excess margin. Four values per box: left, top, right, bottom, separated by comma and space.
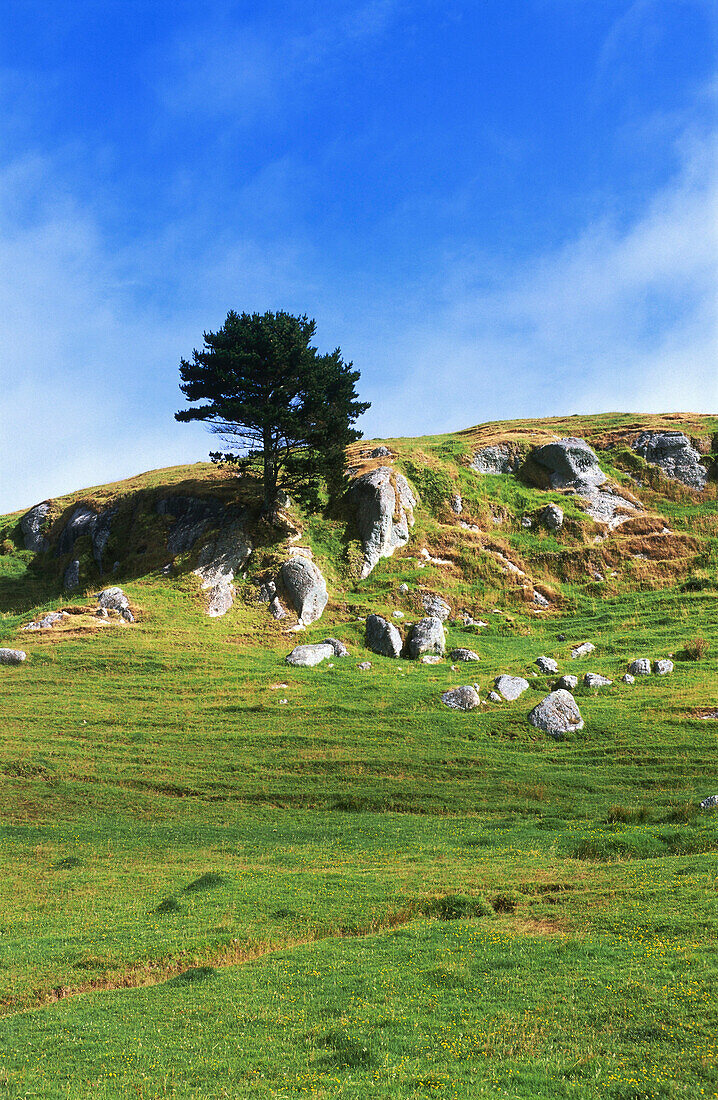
1, 413, 717, 1098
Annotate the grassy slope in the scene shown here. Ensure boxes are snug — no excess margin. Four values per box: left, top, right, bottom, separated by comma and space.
0, 412, 717, 1099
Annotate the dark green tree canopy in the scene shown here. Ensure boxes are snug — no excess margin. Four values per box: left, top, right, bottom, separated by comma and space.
175, 310, 370, 512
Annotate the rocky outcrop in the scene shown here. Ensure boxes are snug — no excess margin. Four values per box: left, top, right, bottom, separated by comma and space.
470, 445, 519, 475
193, 518, 252, 618
528, 690, 584, 738
22, 611, 70, 631
352, 467, 416, 578
323, 638, 349, 658
20, 503, 51, 553
422, 594, 451, 621
64, 560, 80, 591
407, 616, 445, 659
441, 686, 480, 710
493, 674, 529, 701
365, 614, 403, 658
97, 587, 134, 621
156, 496, 223, 556
285, 643, 335, 668
633, 431, 707, 491
281, 558, 328, 625
0, 648, 27, 665
56, 505, 117, 571
528, 438, 638, 529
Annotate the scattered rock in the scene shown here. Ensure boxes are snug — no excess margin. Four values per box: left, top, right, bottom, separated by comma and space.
206, 582, 234, 618
538, 504, 564, 530
365, 614, 403, 658
557, 634, 567, 642
528, 690, 584, 738
450, 648, 480, 662
156, 496, 223, 556
285, 643, 335, 667
441, 686, 481, 710
407, 616, 446, 659
529, 438, 606, 492
96, 607, 108, 618
269, 597, 288, 620
633, 431, 707, 491
281, 558, 328, 625
420, 654, 443, 664
352, 466, 416, 578
64, 560, 80, 591
470, 444, 519, 475
323, 638, 349, 658
20, 502, 51, 553
628, 658, 651, 676
422, 594, 451, 621
533, 591, 550, 608
257, 580, 277, 603
521, 516, 532, 528
554, 674, 578, 691
450, 494, 462, 515
654, 659, 674, 676
420, 547, 452, 565
22, 611, 70, 631
97, 587, 130, 613
365, 445, 392, 459
393, 610, 404, 618
493, 674, 529, 701
584, 673, 612, 688
0, 649, 27, 665
357, 661, 372, 671
571, 642, 595, 659
487, 691, 501, 703
621, 673, 636, 684
535, 656, 558, 674
398, 583, 409, 594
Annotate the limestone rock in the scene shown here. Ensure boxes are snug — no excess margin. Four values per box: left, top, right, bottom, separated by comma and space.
281, 558, 328, 625
365, 614, 403, 658
352, 466, 416, 578
64, 560, 80, 591
193, 518, 252, 617
488, 691, 501, 703
470, 445, 519, 475
584, 673, 613, 688
529, 438, 606, 492
420, 654, 443, 664
539, 504, 564, 530
554, 674, 578, 691
621, 673, 636, 684
528, 690, 584, 738
97, 587, 130, 613
654, 659, 674, 676
450, 648, 480, 662
206, 581, 234, 618
422, 594, 451, 621
20, 502, 51, 553
442, 685, 481, 710
323, 638, 349, 658
269, 597, 287, 620
56, 505, 117, 570
407, 616, 446, 659
535, 656, 558, 674
285, 643, 335, 668
365, 445, 392, 458
628, 658, 651, 676
493, 674, 529, 701
156, 496, 223, 556
571, 642, 595, 659
533, 591, 550, 608
0, 648, 27, 665
450, 494, 462, 515
633, 431, 707, 491
398, 583, 409, 594
22, 611, 70, 631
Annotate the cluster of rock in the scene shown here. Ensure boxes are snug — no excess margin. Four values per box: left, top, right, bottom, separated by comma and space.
364, 613, 446, 661
632, 431, 707, 491
22, 611, 70, 631
627, 657, 674, 676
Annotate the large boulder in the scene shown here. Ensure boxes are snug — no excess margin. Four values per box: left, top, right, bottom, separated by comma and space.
554, 674, 578, 691
281, 558, 328, 625
654, 659, 674, 676
407, 616, 446, 659
194, 518, 253, 618
628, 658, 651, 676
0, 649, 27, 665
97, 587, 130, 612
470, 445, 519, 475
20, 502, 51, 553
528, 690, 584, 738
156, 496, 223, 556
351, 466, 416, 578
528, 438, 606, 492
365, 614, 403, 658
441, 685, 481, 711
285, 643, 335, 668
633, 431, 707, 491
493, 674, 529, 701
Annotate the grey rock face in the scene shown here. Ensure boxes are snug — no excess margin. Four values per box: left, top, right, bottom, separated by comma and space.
420, 654, 442, 664
0, 648, 27, 665
97, 587, 130, 613
633, 431, 707, 491
571, 642, 595, 659
269, 597, 288, 620
206, 582, 234, 618
257, 580, 277, 603
528, 690, 584, 738
56, 505, 117, 570
407, 616, 446, 659
554, 674, 578, 691
621, 673, 636, 684
20, 502, 51, 553
442, 685, 481, 710
530, 438, 606, 492
193, 518, 252, 618
539, 504, 564, 530
470, 445, 518, 475
654, 659, 674, 676
156, 496, 223, 556
450, 648, 480, 662
352, 466, 416, 579
533, 591, 550, 608
64, 560, 80, 591
285, 643, 335, 668
365, 614, 403, 658
584, 673, 613, 688
422, 594, 451, 621
700, 795, 718, 810
535, 656, 559, 674
323, 638, 349, 657
365, 445, 392, 458
628, 658, 651, 676
281, 557, 328, 625
494, 674, 530, 701
450, 494, 462, 515
91, 508, 117, 568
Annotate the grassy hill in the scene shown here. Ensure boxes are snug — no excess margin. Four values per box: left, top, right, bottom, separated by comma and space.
1, 412, 717, 1099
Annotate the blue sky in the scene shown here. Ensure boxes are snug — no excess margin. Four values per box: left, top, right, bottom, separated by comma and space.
1, 0, 716, 513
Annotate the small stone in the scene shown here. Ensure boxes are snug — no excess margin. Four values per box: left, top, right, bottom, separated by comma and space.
357, 661, 372, 671
488, 691, 501, 703
539, 504, 564, 530
393, 610, 405, 618
654, 659, 674, 676
0, 649, 27, 665
269, 597, 288, 620
628, 658, 651, 676
699, 795, 718, 810
398, 583, 409, 594
450, 648, 480, 662
557, 634, 567, 642
450, 495, 462, 515
571, 642, 595, 659
521, 516, 532, 528
285, 643, 335, 668
97, 587, 130, 613
583, 672, 613, 688
622, 673, 635, 684
420, 655, 443, 664
323, 638, 349, 658
535, 656, 559, 674
554, 674, 578, 691
441, 685, 481, 710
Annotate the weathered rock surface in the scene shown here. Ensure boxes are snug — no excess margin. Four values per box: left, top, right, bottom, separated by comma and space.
442, 685, 481, 710
528, 690, 584, 738
97, 587, 130, 612
64, 560, 80, 591
422, 594, 451, 621
22, 611, 70, 631
352, 466, 416, 578
633, 431, 707, 491
365, 614, 403, 658
450, 494, 462, 514
206, 582, 234, 617
535, 656, 558, 674
628, 658, 651, 676
0, 648, 27, 665
323, 638, 349, 657
493, 674, 529, 701
584, 673, 613, 688
554, 674, 578, 690
470, 445, 519, 475
358, 661, 372, 671
533, 591, 551, 608
488, 690, 501, 703
56, 505, 117, 570
530, 438, 606, 492
450, 648, 480, 662
571, 642, 595, 659
20, 502, 51, 553
654, 659, 674, 676
193, 518, 252, 617
364, 445, 392, 459
281, 557, 328, 625
621, 673, 636, 684
285, 643, 335, 668
156, 496, 223, 556
407, 616, 446, 659
269, 597, 288, 620
538, 504, 564, 530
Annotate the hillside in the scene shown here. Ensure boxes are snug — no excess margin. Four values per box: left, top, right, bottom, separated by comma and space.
1, 411, 718, 1099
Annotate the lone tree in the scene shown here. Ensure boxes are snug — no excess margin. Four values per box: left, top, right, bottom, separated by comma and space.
175, 310, 370, 513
